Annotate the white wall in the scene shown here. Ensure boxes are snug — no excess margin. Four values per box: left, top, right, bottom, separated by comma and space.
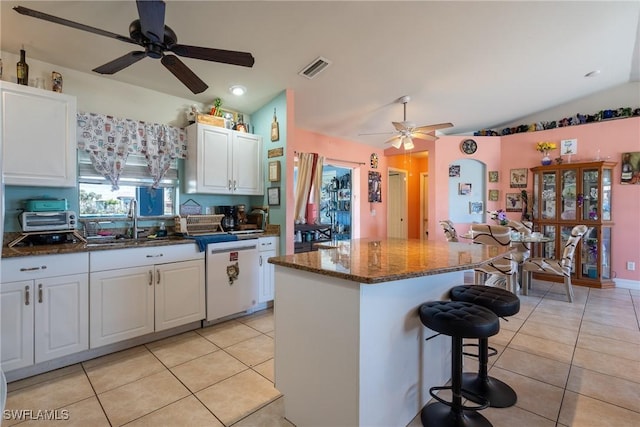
0, 50, 205, 126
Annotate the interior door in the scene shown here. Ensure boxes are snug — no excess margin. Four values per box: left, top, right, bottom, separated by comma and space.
387, 169, 408, 238
420, 172, 429, 240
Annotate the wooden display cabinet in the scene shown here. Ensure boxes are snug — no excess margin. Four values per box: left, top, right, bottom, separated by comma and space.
530, 161, 616, 288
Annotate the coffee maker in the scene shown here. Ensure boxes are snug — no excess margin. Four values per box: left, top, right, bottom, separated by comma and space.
216, 206, 237, 231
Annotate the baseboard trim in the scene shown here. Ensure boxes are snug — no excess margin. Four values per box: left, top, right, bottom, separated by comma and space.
613, 278, 640, 291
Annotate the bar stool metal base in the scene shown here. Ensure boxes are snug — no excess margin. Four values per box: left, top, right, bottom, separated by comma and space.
461, 373, 518, 408
421, 402, 493, 427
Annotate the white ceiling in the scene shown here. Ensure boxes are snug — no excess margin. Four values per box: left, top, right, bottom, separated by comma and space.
2, 1, 639, 148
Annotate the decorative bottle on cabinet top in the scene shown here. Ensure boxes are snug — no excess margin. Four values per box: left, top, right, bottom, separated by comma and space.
16, 48, 28, 85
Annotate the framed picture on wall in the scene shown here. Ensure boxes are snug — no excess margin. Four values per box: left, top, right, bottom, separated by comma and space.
506, 192, 522, 211
488, 171, 499, 182
469, 201, 484, 214
488, 189, 499, 201
368, 171, 382, 202
267, 187, 280, 206
449, 165, 461, 177
509, 168, 528, 188
458, 183, 472, 195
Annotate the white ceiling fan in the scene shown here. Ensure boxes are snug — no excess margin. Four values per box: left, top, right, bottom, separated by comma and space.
362, 96, 453, 150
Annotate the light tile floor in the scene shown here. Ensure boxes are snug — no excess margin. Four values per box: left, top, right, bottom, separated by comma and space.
4, 279, 640, 426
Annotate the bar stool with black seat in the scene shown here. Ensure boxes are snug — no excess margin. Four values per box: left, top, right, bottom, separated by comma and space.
419, 301, 500, 427
450, 285, 520, 408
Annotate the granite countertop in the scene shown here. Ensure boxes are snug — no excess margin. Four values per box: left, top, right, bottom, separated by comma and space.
2, 231, 280, 259
269, 238, 512, 284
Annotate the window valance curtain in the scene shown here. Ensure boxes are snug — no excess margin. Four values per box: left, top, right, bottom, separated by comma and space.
76, 112, 186, 190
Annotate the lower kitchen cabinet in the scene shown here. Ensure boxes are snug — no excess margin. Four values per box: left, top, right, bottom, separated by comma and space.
89, 266, 155, 348
258, 237, 278, 303
89, 245, 205, 348
1, 253, 89, 372
155, 259, 206, 331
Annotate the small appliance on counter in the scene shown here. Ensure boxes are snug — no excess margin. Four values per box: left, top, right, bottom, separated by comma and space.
8, 198, 86, 247
24, 198, 68, 212
215, 206, 238, 231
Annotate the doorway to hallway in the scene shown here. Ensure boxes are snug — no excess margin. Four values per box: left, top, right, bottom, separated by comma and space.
387, 168, 408, 238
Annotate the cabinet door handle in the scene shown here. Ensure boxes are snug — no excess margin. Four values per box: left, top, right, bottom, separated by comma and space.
149, 270, 153, 286
156, 270, 161, 284
259, 255, 263, 266
25, 285, 30, 306
233, 180, 237, 190
228, 179, 232, 190
38, 284, 43, 303
145, 253, 163, 258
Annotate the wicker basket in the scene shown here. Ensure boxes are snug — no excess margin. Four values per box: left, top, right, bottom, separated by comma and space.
196, 113, 226, 128
174, 214, 224, 235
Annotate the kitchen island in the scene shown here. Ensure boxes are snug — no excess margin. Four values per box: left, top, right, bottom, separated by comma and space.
269, 238, 512, 427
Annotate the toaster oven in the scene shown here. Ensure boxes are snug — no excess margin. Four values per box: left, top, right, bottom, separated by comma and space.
21, 211, 77, 232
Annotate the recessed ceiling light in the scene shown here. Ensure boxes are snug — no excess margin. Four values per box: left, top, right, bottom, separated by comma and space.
584, 70, 601, 77
229, 85, 246, 96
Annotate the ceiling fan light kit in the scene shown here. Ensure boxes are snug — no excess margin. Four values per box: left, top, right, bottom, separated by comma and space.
368, 95, 453, 150
13, 0, 255, 94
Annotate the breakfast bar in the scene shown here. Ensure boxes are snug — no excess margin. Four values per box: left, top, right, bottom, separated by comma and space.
269, 238, 512, 427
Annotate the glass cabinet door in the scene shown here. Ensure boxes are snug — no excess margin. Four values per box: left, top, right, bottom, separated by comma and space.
602, 168, 612, 221
532, 172, 540, 220
541, 172, 557, 220
581, 227, 599, 279
601, 226, 611, 279
541, 225, 557, 259
582, 169, 600, 221
560, 169, 577, 220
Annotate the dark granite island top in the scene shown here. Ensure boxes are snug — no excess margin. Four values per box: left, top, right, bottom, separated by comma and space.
268, 237, 511, 284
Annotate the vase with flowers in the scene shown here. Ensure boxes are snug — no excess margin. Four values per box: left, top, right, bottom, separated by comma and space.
536, 141, 557, 165
488, 209, 509, 226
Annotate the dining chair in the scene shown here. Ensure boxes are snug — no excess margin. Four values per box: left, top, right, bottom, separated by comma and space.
521, 224, 588, 303
507, 220, 533, 272
439, 220, 459, 242
470, 224, 518, 293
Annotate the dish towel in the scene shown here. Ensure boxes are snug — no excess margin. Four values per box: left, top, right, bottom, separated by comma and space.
188, 234, 238, 252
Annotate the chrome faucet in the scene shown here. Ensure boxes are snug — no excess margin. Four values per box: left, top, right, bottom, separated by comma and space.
128, 199, 138, 239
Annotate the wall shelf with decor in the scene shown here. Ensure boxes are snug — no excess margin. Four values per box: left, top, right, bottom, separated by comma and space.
530, 161, 617, 288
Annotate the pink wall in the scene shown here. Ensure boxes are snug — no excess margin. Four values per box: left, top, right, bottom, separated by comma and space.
392, 118, 639, 282
500, 118, 640, 282
289, 117, 639, 282
286, 128, 388, 254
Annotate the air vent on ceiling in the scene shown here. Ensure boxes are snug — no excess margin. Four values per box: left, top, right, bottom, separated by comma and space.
298, 56, 332, 79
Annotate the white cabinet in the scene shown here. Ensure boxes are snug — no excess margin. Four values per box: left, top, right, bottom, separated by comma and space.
258, 237, 278, 303
184, 123, 263, 195
89, 266, 154, 348
0, 81, 77, 187
89, 244, 205, 348
155, 259, 205, 331
1, 253, 88, 372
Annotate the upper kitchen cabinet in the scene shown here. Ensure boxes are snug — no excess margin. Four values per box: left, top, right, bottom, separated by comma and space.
184, 122, 264, 195
1, 81, 77, 187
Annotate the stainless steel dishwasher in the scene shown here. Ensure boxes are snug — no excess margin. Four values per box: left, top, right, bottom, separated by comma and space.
206, 238, 259, 321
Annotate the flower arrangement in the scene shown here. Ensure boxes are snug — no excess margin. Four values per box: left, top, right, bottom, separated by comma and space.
535, 141, 557, 153
488, 209, 509, 226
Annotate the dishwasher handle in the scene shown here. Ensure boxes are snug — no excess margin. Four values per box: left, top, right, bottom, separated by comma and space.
210, 245, 257, 255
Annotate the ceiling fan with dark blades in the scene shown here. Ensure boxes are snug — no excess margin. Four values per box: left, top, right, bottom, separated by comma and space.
13, 0, 255, 94
361, 96, 453, 149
